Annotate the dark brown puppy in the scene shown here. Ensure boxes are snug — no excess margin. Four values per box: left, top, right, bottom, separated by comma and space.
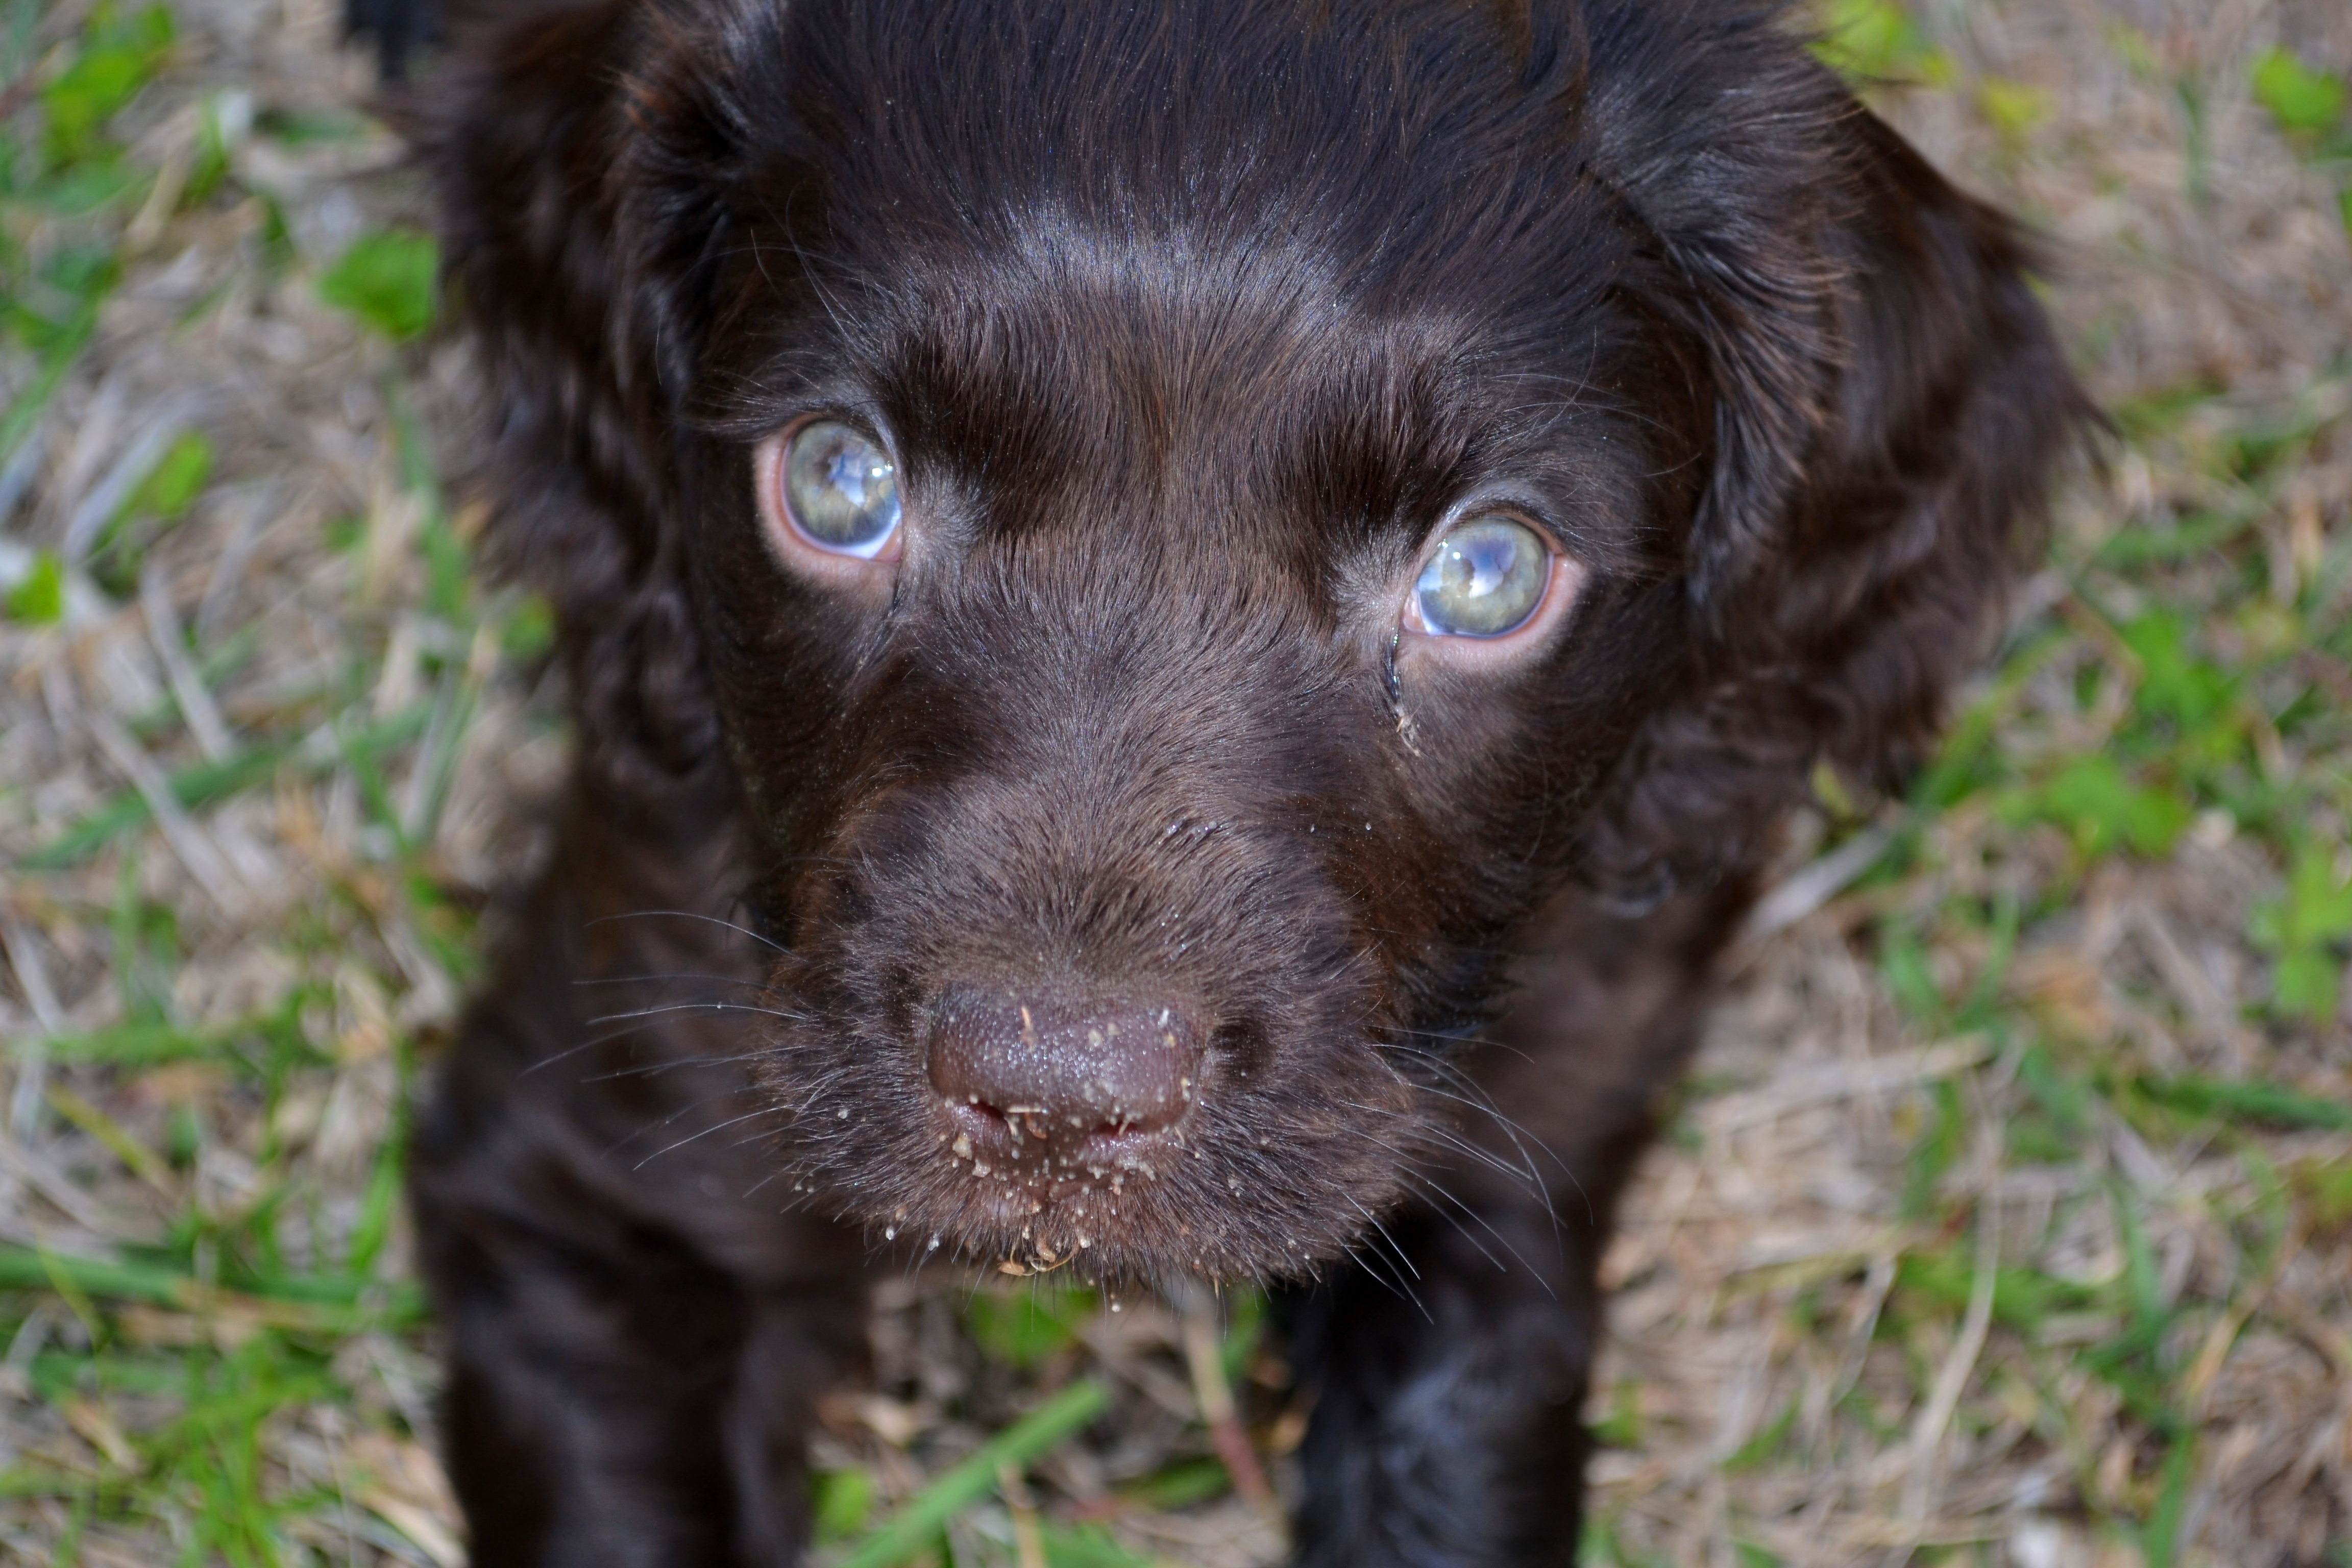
406, 0, 2094, 1561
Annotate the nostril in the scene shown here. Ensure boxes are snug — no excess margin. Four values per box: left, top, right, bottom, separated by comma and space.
925, 984, 1203, 1143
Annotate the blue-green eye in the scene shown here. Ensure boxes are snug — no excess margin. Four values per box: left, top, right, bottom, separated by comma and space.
1413, 516, 1551, 636
783, 420, 900, 556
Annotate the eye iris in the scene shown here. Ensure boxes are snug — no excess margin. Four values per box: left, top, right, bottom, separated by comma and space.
785, 420, 900, 556
1414, 517, 1549, 636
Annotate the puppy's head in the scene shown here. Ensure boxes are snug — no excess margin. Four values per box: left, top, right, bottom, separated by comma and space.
440, 0, 2090, 1281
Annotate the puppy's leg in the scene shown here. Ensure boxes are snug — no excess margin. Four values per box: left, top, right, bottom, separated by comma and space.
411, 784, 864, 1565
1282, 885, 1745, 1566
1282, 1198, 1605, 1565
424, 1175, 854, 1565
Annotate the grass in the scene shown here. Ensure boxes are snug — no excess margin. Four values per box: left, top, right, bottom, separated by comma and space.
0, 1, 2346, 1564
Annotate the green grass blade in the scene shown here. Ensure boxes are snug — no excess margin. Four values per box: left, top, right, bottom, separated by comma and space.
17, 1018, 244, 1070
0, 292, 106, 468
2138, 1075, 2352, 1131
0, 1469, 101, 1500
834, 1380, 1109, 1568
2144, 1430, 2197, 1568
0, 1244, 428, 1330
21, 705, 431, 869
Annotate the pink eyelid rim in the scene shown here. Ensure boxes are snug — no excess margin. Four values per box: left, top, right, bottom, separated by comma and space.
754, 420, 905, 569
1399, 520, 1583, 651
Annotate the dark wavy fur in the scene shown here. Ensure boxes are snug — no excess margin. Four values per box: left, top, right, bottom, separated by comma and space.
401, 1, 2095, 1561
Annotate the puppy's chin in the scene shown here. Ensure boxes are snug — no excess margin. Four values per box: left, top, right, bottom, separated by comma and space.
756, 1026, 1423, 1284
863, 1155, 1409, 1286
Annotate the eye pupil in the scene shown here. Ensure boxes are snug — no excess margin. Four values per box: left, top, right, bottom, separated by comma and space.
786, 420, 900, 556
1414, 516, 1549, 637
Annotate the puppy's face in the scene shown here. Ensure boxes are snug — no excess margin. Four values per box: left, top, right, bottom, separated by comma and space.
490, 0, 2071, 1282
663, 20, 1711, 1281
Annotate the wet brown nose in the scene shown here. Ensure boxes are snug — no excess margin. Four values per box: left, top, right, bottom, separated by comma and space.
926, 985, 1201, 1150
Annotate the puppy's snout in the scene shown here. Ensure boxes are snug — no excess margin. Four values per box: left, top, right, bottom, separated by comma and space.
926, 985, 1202, 1155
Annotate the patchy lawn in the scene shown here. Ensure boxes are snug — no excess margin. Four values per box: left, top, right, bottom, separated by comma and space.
0, 1, 2345, 1564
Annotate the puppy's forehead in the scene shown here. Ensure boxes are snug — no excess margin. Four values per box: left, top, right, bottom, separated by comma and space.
761, 0, 1585, 263
725, 0, 1640, 517
869, 233, 1483, 522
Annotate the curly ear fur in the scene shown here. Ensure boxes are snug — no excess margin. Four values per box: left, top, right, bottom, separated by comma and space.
1569, 7, 2095, 903
431, 0, 743, 790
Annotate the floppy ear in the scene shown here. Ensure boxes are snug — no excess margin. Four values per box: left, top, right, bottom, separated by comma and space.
431, 0, 748, 788
1572, 21, 2097, 903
